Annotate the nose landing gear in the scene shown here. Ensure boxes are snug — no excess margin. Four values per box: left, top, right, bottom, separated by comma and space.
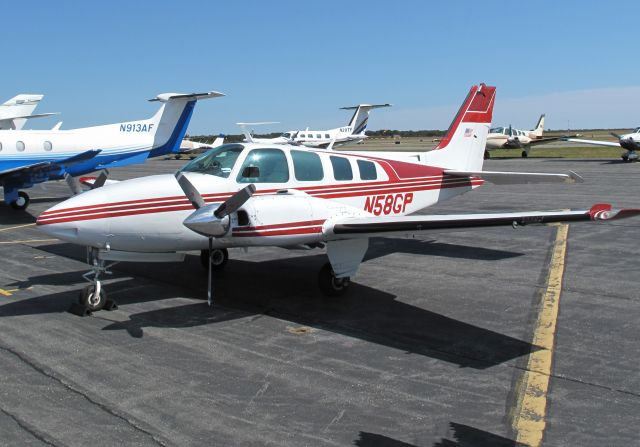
69, 248, 118, 316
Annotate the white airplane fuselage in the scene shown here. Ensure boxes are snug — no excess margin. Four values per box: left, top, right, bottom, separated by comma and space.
37, 143, 482, 252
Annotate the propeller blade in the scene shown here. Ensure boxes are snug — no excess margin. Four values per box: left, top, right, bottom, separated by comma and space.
208, 237, 213, 307
92, 169, 110, 189
214, 184, 256, 218
175, 172, 206, 209
610, 132, 623, 140
509, 124, 513, 136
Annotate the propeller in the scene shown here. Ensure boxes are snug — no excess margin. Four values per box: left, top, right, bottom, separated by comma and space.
175, 172, 256, 306
610, 132, 622, 140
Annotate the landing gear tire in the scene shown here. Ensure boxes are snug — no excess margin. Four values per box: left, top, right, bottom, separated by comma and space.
174, 154, 181, 160
621, 154, 630, 162
521, 150, 528, 158
318, 262, 350, 297
200, 248, 228, 271
79, 284, 107, 312
484, 150, 491, 160
10, 191, 29, 211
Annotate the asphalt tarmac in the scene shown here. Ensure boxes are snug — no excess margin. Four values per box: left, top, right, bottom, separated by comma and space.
0, 155, 638, 446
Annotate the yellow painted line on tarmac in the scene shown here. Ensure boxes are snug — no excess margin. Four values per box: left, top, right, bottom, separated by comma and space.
0, 223, 35, 232
513, 223, 569, 447
0, 239, 58, 245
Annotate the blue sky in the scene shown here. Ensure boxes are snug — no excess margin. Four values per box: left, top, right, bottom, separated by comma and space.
4, 1, 639, 133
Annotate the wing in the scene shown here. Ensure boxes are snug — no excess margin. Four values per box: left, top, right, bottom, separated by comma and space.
527, 136, 563, 146
444, 169, 582, 184
0, 149, 101, 180
326, 204, 639, 239
562, 138, 621, 148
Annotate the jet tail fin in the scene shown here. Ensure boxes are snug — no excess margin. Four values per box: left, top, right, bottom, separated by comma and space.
341, 104, 391, 135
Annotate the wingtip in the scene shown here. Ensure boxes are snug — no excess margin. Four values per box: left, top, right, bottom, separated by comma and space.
568, 171, 584, 183
589, 203, 640, 221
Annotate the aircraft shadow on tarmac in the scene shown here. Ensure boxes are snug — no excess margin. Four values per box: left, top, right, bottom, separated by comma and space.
0, 209, 37, 225
354, 422, 524, 446
1, 241, 537, 369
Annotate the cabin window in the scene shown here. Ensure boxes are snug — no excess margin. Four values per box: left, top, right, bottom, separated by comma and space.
316, 134, 321, 139
0, 142, 2, 152
16, 141, 25, 152
330, 156, 353, 180
325, 134, 330, 139
357, 160, 377, 180
43, 141, 52, 151
237, 148, 289, 183
299, 134, 306, 138
292, 149, 323, 181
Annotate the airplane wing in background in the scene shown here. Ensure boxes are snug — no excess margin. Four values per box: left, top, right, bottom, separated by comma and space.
0, 149, 101, 180
325, 204, 640, 239
561, 138, 621, 148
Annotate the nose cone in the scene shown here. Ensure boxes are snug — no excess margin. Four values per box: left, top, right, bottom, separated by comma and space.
37, 187, 110, 244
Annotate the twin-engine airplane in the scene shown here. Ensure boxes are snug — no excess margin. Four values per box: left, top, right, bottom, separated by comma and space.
240, 104, 391, 148
37, 84, 640, 312
0, 94, 59, 130
0, 91, 222, 210
485, 114, 566, 158
563, 129, 640, 162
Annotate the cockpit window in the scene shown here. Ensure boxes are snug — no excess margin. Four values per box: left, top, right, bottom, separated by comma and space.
634, 127, 640, 133
179, 144, 244, 178
237, 148, 289, 183
491, 127, 504, 134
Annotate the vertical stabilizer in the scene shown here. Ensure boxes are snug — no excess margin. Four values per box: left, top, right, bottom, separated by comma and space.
420, 84, 496, 171
531, 114, 545, 138
341, 104, 391, 135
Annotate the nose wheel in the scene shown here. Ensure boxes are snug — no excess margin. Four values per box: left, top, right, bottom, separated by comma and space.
79, 284, 108, 312
318, 262, 350, 297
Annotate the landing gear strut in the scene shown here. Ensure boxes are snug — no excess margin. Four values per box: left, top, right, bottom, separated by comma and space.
9, 191, 29, 211
318, 262, 350, 297
70, 248, 118, 315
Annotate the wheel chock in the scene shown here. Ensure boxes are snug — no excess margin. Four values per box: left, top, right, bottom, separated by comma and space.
103, 300, 118, 311
68, 302, 92, 317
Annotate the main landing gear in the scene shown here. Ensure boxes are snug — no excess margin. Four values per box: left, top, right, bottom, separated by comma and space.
200, 248, 228, 271
69, 248, 118, 316
6, 191, 30, 210
318, 262, 350, 297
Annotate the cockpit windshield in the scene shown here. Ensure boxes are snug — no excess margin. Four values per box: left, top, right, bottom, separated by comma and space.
634, 127, 640, 133
490, 127, 505, 134
179, 144, 244, 178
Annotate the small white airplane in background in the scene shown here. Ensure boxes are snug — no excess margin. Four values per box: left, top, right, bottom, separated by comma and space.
170, 135, 225, 160
37, 84, 639, 313
0, 94, 59, 130
0, 91, 223, 210
485, 114, 565, 158
563, 129, 640, 162
240, 104, 391, 148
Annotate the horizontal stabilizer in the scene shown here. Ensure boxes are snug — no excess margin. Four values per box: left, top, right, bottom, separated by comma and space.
149, 91, 225, 102
340, 104, 391, 110
444, 169, 583, 184
7, 112, 60, 120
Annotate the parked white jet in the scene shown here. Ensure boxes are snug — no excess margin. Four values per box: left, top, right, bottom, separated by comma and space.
241, 104, 391, 148
0, 91, 223, 210
37, 84, 639, 312
485, 114, 565, 158
0, 94, 58, 130
563, 129, 640, 162
171, 135, 225, 160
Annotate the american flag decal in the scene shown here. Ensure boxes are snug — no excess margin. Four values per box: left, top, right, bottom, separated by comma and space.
464, 128, 473, 137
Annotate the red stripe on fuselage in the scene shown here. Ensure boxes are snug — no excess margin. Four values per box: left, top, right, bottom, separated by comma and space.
37, 177, 483, 226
